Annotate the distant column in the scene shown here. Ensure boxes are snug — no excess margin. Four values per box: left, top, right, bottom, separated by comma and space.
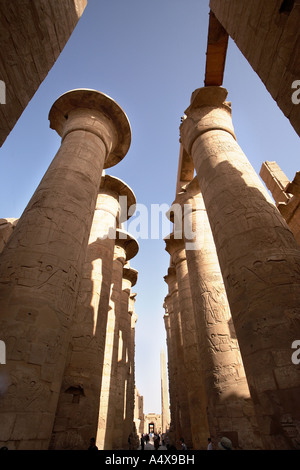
163, 297, 176, 434
180, 86, 300, 449
120, 264, 138, 449
97, 229, 138, 450
129, 305, 139, 449
160, 348, 171, 435
163, 267, 191, 447
50, 175, 136, 450
165, 236, 209, 450
0, 89, 131, 450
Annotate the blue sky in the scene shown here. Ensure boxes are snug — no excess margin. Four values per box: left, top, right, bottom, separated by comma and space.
0, 0, 299, 414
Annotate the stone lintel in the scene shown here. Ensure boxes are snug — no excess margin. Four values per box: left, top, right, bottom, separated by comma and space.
100, 174, 136, 218
115, 228, 139, 261
204, 10, 229, 87
48, 88, 131, 168
123, 265, 138, 287
259, 161, 291, 204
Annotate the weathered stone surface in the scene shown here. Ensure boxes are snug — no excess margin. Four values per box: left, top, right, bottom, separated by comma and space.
260, 162, 300, 246
165, 234, 209, 450
0, 0, 87, 146
168, 177, 263, 449
160, 348, 170, 435
164, 267, 192, 447
210, 0, 300, 136
97, 229, 138, 450
180, 85, 300, 449
121, 265, 138, 449
0, 89, 131, 449
0, 218, 18, 254
50, 175, 136, 450
163, 296, 177, 438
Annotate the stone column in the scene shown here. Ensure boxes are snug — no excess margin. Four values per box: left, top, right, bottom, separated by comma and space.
128, 304, 139, 450
165, 236, 209, 450
168, 177, 263, 449
163, 267, 191, 447
50, 175, 136, 450
160, 348, 171, 434
163, 297, 176, 434
0, 219, 18, 254
120, 264, 138, 449
97, 229, 138, 450
180, 86, 300, 449
0, 89, 131, 450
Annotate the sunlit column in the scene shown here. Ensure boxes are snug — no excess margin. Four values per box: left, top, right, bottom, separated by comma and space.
180, 86, 300, 449
50, 175, 135, 449
0, 89, 131, 449
97, 229, 138, 450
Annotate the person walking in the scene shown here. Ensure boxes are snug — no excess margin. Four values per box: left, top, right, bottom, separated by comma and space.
207, 437, 213, 450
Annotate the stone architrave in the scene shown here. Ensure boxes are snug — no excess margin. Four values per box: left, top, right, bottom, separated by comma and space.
0, 89, 131, 450
97, 229, 138, 450
120, 264, 138, 449
163, 267, 191, 447
180, 86, 300, 449
165, 236, 209, 450
168, 177, 263, 449
50, 175, 136, 450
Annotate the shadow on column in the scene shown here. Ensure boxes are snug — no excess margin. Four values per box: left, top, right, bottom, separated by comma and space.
196, 158, 300, 449
50, 238, 114, 450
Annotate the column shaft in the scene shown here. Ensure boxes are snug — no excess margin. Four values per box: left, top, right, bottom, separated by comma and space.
0, 89, 130, 449
166, 239, 209, 449
50, 176, 132, 449
163, 299, 176, 434
164, 268, 191, 447
180, 86, 300, 449
97, 245, 125, 449
180, 181, 263, 449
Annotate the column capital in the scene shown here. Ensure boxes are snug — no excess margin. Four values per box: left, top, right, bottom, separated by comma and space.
163, 293, 172, 308
164, 232, 186, 263
49, 88, 131, 168
115, 228, 139, 261
180, 86, 235, 155
128, 292, 137, 316
99, 174, 136, 221
164, 265, 179, 297
163, 265, 176, 286
123, 265, 138, 287
166, 177, 203, 223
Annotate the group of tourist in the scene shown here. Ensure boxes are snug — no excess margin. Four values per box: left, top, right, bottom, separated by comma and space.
138, 433, 233, 451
